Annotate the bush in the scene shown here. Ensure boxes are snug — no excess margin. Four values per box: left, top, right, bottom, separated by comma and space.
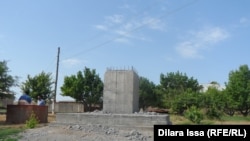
184, 106, 204, 124
206, 106, 223, 120
25, 111, 39, 128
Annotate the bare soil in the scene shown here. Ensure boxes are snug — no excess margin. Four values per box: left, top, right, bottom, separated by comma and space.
1, 113, 250, 141
0, 114, 153, 141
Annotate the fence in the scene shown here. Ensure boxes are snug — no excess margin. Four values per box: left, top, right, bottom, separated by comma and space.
48, 101, 85, 113
6, 105, 48, 124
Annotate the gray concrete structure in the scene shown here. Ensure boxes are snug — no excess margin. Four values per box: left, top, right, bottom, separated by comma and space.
55, 67, 172, 129
103, 68, 139, 114
55, 112, 171, 128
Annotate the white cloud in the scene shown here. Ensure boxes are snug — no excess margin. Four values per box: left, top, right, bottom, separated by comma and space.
123, 22, 138, 31
105, 14, 124, 24
94, 13, 166, 43
231, 17, 250, 29
94, 25, 108, 31
240, 17, 249, 24
142, 17, 165, 30
114, 37, 129, 43
239, 17, 250, 28
176, 26, 229, 59
176, 41, 203, 59
195, 27, 229, 44
115, 30, 132, 38
62, 58, 83, 68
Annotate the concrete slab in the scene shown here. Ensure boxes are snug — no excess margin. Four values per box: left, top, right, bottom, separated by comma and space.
55, 112, 172, 129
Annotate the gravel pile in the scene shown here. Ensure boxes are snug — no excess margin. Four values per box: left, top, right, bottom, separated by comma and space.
18, 123, 153, 141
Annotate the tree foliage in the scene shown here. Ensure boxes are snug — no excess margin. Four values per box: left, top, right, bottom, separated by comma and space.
160, 71, 202, 93
203, 87, 225, 119
61, 67, 103, 111
225, 64, 250, 116
184, 105, 204, 124
0, 60, 18, 99
139, 77, 158, 109
203, 87, 225, 110
158, 71, 202, 109
171, 89, 202, 115
21, 71, 54, 102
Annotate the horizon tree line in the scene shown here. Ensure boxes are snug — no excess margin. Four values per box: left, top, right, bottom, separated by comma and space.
1, 60, 250, 117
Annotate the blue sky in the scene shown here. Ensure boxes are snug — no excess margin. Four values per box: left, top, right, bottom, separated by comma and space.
1, 0, 250, 101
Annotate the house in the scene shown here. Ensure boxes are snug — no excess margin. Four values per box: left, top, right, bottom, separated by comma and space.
0, 90, 15, 108
200, 82, 225, 93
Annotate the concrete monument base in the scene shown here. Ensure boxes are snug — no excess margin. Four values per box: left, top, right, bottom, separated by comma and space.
54, 112, 172, 129
53, 69, 173, 129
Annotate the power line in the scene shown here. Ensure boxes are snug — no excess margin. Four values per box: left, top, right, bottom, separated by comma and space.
44, 56, 57, 73
63, 0, 199, 60
61, 1, 161, 59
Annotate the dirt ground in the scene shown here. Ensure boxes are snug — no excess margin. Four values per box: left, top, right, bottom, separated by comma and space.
0, 114, 154, 141
1, 113, 250, 141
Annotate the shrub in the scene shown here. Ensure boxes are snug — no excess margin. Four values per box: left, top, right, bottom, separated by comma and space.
184, 105, 204, 124
206, 106, 223, 120
25, 111, 39, 128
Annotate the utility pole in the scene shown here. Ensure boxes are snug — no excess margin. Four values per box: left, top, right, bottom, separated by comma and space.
54, 47, 60, 103
52, 47, 60, 115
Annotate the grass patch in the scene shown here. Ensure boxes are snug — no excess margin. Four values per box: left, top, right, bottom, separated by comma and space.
170, 113, 250, 125
0, 127, 24, 141
0, 109, 6, 114
220, 115, 250, 121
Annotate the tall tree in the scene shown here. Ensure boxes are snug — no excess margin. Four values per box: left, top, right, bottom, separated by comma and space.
160, 71, 201, 93
225, 64, 250, 116
171, 89, 202, 115
139, 77, 158, 110
203, 87, 225, 119
0, 60, 18, 99
61, 67, 103, 111
158, 71, 202, 109
21, 71, 54, 102
203, 87, 224, 109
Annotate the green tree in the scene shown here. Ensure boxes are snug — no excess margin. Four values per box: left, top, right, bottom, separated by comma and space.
160, 71, 201, 93
203, 87, 224, 119
171, 89, 202, 115
139, 77, 158, 110
158, 71, 202, 109
21, 71, 54, 102
61, 67, 103, 111
222, 89, 236, 116
0, 60, 18, 99
225, 64, 250, 116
